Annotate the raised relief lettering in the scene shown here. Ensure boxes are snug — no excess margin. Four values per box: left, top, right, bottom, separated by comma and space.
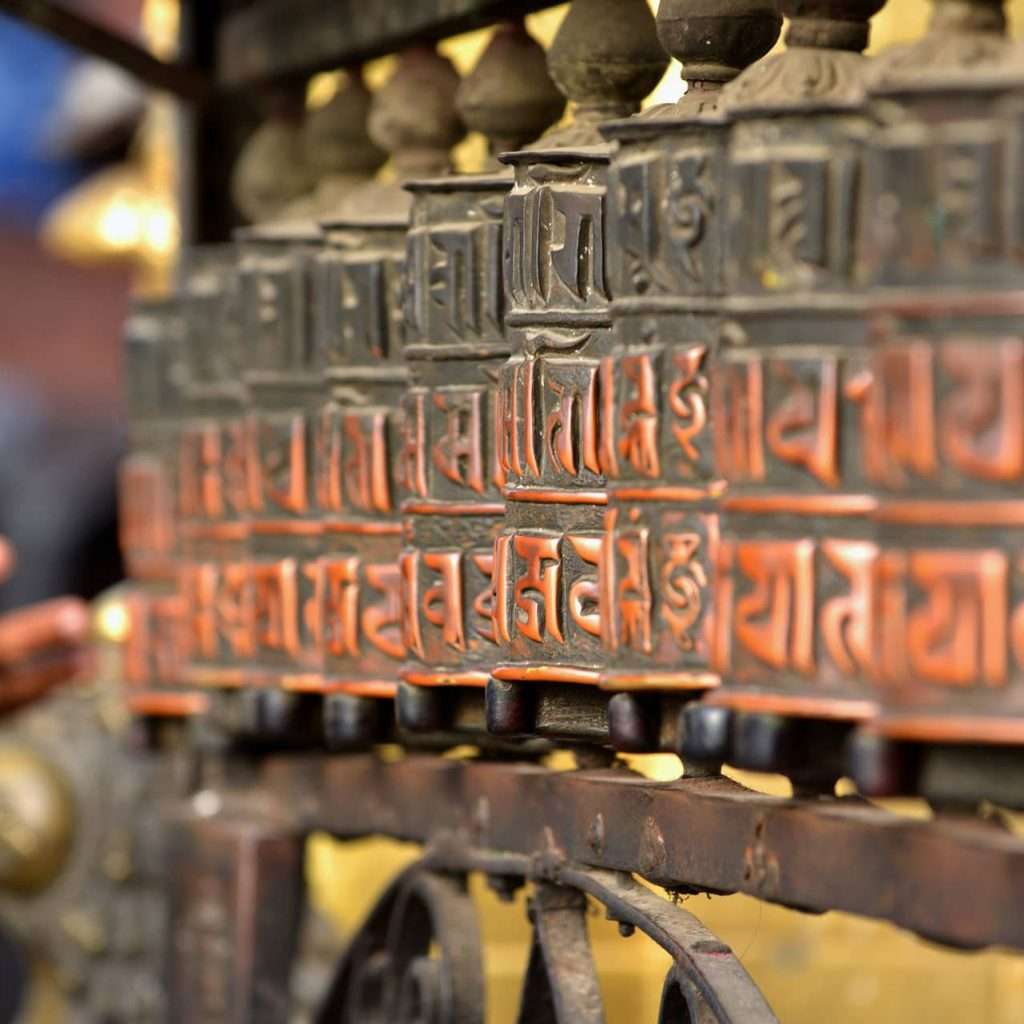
252, 561, 300, 656
399, 551, 424, 659
567, 535, 602, 639
614, 523, 652, 654
344, 412, 391, 513
422, 551, 465, 652
323, 557, 360, 657
427, 225, 503, 340
667, 346, 709, 477
733, 540, 815, 675
398, 392, 428, 500
432, 388, 484, 494
249, 414, 308, 515
506, 183, 607, 309
819, 540, 877, 678
618, 354, 660, 478
868, 343, 937, 487
470, 550, 497, 645
512, 535, 563, 644
662, 531, 706, 654
765, 358, 839, 487
715, 360, 765, 482
905, 550, 1007, 687
497, 356, 538, 481
617, 155, 659, 294
668, 151, 713, 286
940, 339, 1024, 483
363, 564, 403, 661
543, 360, 601, 479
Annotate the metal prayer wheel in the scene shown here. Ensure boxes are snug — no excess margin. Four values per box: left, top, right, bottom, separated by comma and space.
598, 1, 780, 754
120, 299, 201, 718
707, 0, 885, 783
488, 0, 667, 739
852, 1, 1023, 801
234, 221, 325, 743
313, 210, 408, 746
177, 248, 251, 698
397, 23, 563, 737
398, 174, 512, 733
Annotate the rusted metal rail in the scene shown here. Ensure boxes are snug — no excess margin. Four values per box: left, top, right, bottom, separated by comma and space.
252, 753, 1024, 954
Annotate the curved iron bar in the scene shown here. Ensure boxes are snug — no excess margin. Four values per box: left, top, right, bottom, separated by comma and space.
553, 866, 778, 1024
515, 883, 605, 1024
315, 864, 484, 1024
320, 849, 775, 1023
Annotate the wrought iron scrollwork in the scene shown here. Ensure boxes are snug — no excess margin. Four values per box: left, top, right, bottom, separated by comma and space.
316, 866, 484, 1024
318, 857, 774, 1024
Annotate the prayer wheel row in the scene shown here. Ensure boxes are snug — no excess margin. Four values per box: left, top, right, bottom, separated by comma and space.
119, 0, 1024, 804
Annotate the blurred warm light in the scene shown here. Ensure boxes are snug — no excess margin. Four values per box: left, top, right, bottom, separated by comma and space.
93, 597, 129, 645
307, 69, 346, 109
41, 163, 178, 293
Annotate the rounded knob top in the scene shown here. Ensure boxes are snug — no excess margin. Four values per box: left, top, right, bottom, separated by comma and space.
867, 0, 1008, 91
782, 0, 887, 52
546, 0, 668, 127
656, 0, 782, 84
231, 89, 313, 223
457, 20, 565, 158
368, 46, 465, 181
303, 67, 386, 180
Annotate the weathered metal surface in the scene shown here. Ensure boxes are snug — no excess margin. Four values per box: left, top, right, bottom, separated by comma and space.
598, 1, 780, 753
166, 804, 305, 1024
313, 212, 407, 718
708, 1, 884, 750
398, 24, 562, 735
121, 299, 205, 720
177, 248, 252, 703
236, 223, 326, 707
315, 865, 484, 1023
217, 0, 558, 88
490, 0, 668, 739
256, 752, 1024, 954
856, 2, 1022, 748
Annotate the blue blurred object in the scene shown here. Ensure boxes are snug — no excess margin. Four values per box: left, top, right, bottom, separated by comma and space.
0, 12, 85, 228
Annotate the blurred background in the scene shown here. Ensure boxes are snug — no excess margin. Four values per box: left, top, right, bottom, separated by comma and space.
2, 0, 1024, 1020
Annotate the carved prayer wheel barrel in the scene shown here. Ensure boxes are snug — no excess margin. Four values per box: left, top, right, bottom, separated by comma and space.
177, 248, 252, 702
706, 0, 885, 786
313, 211, 408, 748
233, 222, 325, 745
488, 0, 668, 741
396, 22, 563, 737
398, 174, 512, 735
851, 0, 1024, 803
598, 0, 781, 754
120, 299, 203, 718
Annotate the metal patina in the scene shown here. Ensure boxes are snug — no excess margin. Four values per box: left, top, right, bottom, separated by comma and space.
10, 0, 1024, 1020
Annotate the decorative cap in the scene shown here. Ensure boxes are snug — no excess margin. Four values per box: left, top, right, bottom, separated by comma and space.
722, 0, 884, 114
304, 67, 386, 180
867, 0, 1008, 90
456, 20, 565, 160
541, 0, 668, 146
644, 0, 781, 118
230, 88, 313, 224
368, 45, 464, 181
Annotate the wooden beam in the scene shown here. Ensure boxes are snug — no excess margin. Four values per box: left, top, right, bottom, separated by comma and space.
217, 0, 558, 87
0, 0, 208, 101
